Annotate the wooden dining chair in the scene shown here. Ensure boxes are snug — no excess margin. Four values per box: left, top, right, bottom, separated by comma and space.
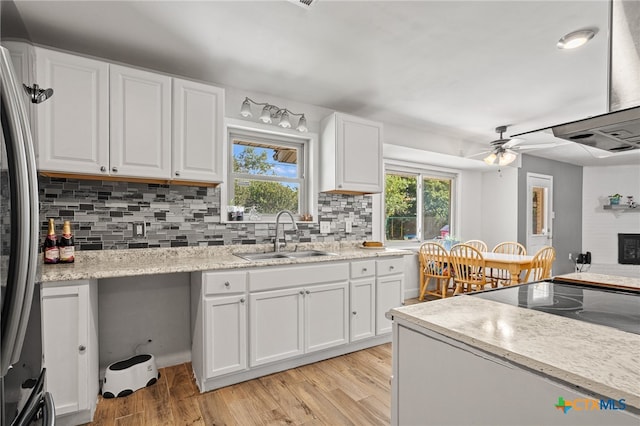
418, 242, 452, 300
464, 239, 488, 252
525, 246, 556, 282
488, 242, 527, 287
448, 243, 489, 294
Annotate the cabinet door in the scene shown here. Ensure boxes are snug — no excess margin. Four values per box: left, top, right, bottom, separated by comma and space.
336, 114, 382, 193
110, 64, 171, 179
36, 48, 109, 174
172, 79, 224, 182
204, 295, 247, 378
249, 288, 304, 367
350, 278, 375, 341
376, 275, 404, 335
41, 284, 91, 416
305, 281, 349, 353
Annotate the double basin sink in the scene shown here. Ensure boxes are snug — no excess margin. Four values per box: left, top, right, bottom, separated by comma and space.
234, 250, 337, 262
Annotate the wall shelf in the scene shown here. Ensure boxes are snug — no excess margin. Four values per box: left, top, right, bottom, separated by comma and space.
603, 204, 639, 212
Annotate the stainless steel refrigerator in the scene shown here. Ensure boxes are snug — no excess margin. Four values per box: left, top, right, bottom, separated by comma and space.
0, 44, 54, 426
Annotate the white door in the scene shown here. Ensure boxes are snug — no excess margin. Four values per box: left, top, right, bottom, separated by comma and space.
350, 278, 376, 341
305, 282, 349, 353
41, 284, 90, 416
172, 78, 224, 182
249, 288, 304, 367
526, 173, 554, 256
204, 295, 247, 378
110, 64, 171, 179
36, 48, 110, 174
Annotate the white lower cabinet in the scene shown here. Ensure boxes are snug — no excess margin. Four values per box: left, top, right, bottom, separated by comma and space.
376, 258, 405, 335
191, 256, 404, 392
350, 260, 376, 341
249, 273, 349, 367
191, 271, 247, 389
41, 279, 99, 426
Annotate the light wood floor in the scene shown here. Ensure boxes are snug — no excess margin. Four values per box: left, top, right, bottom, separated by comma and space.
86, 343, 393, 426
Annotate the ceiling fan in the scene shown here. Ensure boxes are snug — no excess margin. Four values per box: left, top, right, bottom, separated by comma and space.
477, 125, 557, 166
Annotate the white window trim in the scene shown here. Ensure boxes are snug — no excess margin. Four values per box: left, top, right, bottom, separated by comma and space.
222, 118, 318, 224
382, 159, 460, 248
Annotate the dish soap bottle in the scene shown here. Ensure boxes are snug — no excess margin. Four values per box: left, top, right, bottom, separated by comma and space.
58, 220, 75, 263
43, 218, 59, 264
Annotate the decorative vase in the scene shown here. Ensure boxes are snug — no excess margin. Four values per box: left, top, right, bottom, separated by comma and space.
610, 198, 620, 205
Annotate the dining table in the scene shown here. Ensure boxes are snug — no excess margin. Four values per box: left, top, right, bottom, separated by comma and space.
482, 251, 534, 285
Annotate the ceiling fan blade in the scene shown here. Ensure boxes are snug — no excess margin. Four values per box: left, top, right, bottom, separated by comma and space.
502, 138, 525, 149
575, 142, 614, 158
465, 150, 492, 159
510, 143, 558, 150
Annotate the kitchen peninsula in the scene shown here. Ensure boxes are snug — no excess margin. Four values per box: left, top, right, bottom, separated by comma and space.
388, 274, 640, 426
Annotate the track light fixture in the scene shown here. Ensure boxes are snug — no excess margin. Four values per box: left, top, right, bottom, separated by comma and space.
240, 97, 308, 132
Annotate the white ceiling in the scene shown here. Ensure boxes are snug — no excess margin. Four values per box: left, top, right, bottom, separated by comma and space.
9, 0, 640, 167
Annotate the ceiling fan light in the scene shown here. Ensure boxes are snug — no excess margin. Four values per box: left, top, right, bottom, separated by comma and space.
259, 106, 272, 123
498, 151, 517, 166
557, 29, 596, 50
240, 98, 253, 117
483, 152, 497, 165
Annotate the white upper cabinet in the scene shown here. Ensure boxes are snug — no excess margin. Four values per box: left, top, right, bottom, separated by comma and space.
110, 64, 172, 179
36, 47, 110, 174
172, 78, 225, 182
319, 112, 383, 194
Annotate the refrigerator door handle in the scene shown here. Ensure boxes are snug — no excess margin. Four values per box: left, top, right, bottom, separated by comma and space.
41, 392, 56, 426
0, 46, 33, 376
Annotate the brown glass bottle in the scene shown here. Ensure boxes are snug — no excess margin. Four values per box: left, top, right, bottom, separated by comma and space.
58, 220, 75, 263
43, 218, 60, 264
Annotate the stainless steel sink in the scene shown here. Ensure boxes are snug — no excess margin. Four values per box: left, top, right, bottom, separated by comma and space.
234, 250, 337, 261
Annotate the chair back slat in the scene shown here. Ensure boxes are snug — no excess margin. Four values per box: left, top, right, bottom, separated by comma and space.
449, 243, 488, 294
464, 240, 488, 252
418, 242, 452, 299
492, 241, 526, 255
526, 246, 556, 282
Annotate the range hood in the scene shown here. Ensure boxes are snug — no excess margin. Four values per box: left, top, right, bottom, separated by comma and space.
519, 1, 640, 153
551, 106, 640, 152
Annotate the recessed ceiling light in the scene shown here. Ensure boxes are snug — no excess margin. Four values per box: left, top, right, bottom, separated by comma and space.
557, 29, 597, 50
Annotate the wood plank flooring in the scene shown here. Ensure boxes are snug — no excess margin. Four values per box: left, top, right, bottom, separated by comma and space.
86, 343, 393, 426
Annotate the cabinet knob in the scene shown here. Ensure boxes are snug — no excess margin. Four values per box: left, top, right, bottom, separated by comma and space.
390, 266, 395, 270
224, 281, 230, 287
362, 268, 367, 272
175, 171, 180, 177
79, 345, 86, 352
352, 311, 357, 315
300, 290, 305, 295
100, 166, 107, 172
112, 167, 118, 173
240, 298, 245, 303
305, 290, 310, 295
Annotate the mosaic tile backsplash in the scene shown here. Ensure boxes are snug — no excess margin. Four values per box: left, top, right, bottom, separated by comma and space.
38, 177, 373, 250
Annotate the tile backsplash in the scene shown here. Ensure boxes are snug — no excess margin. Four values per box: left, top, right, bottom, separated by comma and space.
38, 177, 373, 250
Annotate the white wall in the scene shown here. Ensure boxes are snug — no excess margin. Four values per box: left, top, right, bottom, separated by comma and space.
480, 167, 519, 250
582, 165, 640, 277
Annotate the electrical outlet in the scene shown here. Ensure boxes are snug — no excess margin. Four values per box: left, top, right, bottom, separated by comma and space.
133, 222, 146, 238
345, 220, 352, 233
320, 221, 331, 234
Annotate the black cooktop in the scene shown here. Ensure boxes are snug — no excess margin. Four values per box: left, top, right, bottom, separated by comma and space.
472, 281, 640, 335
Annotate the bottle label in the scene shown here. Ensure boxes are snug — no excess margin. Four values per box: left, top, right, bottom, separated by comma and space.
59, 246, 75, 262
44, 246, 60, 263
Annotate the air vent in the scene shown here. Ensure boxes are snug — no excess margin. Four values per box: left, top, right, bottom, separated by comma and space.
288, 0, 317, 8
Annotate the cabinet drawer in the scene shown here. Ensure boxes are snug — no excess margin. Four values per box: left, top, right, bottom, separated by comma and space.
203, 271, 247, 295
350, 260, 375, 279
377, 257, 404, 277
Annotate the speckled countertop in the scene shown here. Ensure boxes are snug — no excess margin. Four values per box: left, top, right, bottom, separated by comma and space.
555, 272, 640, 290
389, 283, 640, 410
37, 242, 410, 283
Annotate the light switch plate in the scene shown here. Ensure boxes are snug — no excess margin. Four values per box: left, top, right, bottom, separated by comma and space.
133, 222, 146, 238
320, 221, 331, 234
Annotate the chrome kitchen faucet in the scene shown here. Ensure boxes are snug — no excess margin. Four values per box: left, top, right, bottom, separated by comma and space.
274, 210, 298, 252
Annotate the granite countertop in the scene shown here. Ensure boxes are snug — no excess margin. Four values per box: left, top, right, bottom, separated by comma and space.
555, 272, 640, 290
37, 242, 411, 283
389, 290, 640, 410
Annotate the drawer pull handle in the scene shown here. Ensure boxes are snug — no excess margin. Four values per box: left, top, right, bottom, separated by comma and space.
224, 281, 230, 287
79, 345, 86, 352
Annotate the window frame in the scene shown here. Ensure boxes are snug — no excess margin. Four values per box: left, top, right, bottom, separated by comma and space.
222, 120, 317, 223
383, 160, 458, 247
